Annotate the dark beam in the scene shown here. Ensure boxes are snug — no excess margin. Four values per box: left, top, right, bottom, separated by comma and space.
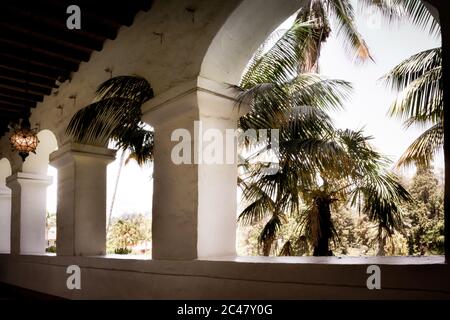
0, 54, 72, 80
42, 0, 136, 27
3, 2, 119, 40
0, 104, 30, 115
0, 95, 37, 108
0, 75, 54, 92
0, 78, 51, 96
0, 6, 107, 51
0, 42, 80, 72
0, 66, 57, 88
0, 87, 45, 103
0, 25, 91, 62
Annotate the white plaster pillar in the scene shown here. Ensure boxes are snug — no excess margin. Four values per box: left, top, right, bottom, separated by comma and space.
143, 77, 245, 260
0, 186, 11, 253
6, 173, 52, 255
49, 143, 116, 256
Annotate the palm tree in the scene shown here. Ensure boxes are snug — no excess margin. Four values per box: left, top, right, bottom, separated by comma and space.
384, 47, 442, 167
237, 20, 410, 256
377, 0, 442, 167
295, 0, 440, 72
294, 0, 374, 73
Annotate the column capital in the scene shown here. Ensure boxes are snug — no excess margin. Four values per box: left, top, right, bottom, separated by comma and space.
141, 76, 249, 127
49, 143, 116, 168
6, 172, 53, 189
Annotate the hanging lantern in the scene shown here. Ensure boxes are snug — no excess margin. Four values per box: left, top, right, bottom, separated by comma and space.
10, 119, 39, 161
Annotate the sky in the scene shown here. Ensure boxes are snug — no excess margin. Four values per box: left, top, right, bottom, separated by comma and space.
47, 2, 443, 216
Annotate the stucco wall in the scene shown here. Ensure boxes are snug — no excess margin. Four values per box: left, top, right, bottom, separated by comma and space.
0, 255, 449, 299
15, 0, 242, 150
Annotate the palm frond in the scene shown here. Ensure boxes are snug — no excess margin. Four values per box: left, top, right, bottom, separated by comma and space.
238, 186, 275, 226
357, 0, 406, 22
258, 215, 284, 255
289, 74, 353, 111
358, 0, 440, 37
66, 97, 141, 145
67, 76, 154, 148
383, 47, 441, 92
389, 66, 442, 122
240, 20, 318, 87
384, 47, 442, 167
295, 1, 331, 72
396, 122, 443, 167
96, 75, 154, 103
114, 124, 154, 166
393, 0, 440, 36
327, 0, 373, 63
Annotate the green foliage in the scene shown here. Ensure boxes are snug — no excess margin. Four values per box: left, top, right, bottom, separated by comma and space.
383, 46, 442, 167
114, 248, 132, 255
402, 167, 444, 255
107, 214, 151, 254
329, 207, 357, 255
45, 246, 57, 253
238, 166, 443, 257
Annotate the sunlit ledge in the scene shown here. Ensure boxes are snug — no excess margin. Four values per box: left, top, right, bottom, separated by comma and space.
0, 253, 446, 267
202, 255, 446, 265
102, 254, 151, 260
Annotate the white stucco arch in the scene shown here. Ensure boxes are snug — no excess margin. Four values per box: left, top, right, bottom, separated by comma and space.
200, 0, 307, 85
200, 0, 440, 86
22, 129, 58, 175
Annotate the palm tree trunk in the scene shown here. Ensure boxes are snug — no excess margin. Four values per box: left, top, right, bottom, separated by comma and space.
107, 150, 126, 232
377, 232, 386, 256
313, 197, 333, 256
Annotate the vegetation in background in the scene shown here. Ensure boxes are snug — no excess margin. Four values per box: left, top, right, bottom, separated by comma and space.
107, 214, 151, 255
238, 167, 444, 256
45, 212, 57, 253
402, 166, 444, 255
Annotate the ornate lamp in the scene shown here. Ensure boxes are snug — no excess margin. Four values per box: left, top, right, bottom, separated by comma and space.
10, 118, 39, 161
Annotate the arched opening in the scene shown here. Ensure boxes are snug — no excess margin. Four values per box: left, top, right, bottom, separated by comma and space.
16, 129, 58, 254
106, 131, 153, 257
0, 158, 11, 253
201, 0, 443, 258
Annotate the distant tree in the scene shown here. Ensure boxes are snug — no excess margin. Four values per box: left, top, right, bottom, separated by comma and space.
402, 166, 444, 255
107, 214, 151, 254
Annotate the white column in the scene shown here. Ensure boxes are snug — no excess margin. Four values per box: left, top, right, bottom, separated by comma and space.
142, 77, 244, 260
0, 186, 11, 253
6, 173, 52, 255
49, 143, 116, 256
